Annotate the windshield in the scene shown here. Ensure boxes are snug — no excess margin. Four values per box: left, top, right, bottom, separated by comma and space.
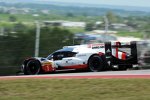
47, 51, 77, 60
47, 54, 53, 60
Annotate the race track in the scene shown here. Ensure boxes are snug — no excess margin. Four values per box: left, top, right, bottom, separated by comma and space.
1, 69, 150, 79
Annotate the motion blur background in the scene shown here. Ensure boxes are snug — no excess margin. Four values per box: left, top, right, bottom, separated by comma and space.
0, 0, 150, 75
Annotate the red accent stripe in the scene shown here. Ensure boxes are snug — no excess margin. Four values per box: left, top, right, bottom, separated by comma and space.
115, 42, 120, 58
63, 64, 88, 69
122, 52, 126, 60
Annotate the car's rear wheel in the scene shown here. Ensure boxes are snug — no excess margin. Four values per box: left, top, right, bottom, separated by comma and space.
88, 55, 104, 72
24, 60, 41, 75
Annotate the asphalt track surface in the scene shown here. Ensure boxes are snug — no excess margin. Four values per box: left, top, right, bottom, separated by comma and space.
1, 69, 150, 80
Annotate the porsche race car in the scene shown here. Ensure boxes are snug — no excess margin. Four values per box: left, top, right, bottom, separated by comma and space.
21, 41, 138, 75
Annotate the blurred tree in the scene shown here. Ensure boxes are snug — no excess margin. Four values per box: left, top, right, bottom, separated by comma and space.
106, 11, 117, 24
0, 26, 74, 66
85, 22, 95, 31
143, 23, 150, 39
40, 27, 74, 56
125, 21, 138, 28
9, 15, 17, 22
13, 22, 27, 33
66, 12, 74, 17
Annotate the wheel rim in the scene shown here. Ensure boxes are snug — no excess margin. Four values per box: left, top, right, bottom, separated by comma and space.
27, 60, 40, 74
89, 57, 101, 71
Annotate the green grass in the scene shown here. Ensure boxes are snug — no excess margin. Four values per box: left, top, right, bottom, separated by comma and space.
0, 13, 94, 22
65, 27, 85, 33
0, 79, 150, 100
117, 31, 143, 38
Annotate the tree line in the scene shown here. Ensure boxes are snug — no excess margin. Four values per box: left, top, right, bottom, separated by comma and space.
0, 26, 74, 67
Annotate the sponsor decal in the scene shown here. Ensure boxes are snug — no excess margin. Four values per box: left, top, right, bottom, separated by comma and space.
88, 44, 104, 49
42, 62, 52, 65
42, 62, 54, 72
106, 49, 111, 53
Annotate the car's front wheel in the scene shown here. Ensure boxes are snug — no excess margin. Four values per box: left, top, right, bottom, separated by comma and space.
23, 60, 41, 75
88, 55, 104, 72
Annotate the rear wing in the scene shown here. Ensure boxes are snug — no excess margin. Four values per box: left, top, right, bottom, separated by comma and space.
105, 41, 138, 65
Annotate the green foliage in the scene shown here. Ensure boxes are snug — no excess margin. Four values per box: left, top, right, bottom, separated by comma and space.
106, 11, 117, 24
13, 22, 28, 32
85, 22, 95, 31
0, 27, 74, 67
40, 27, 74, 57
0, 31, 35, 66
66, 12, 74, 17
9, 15, 17, 22
142, 23, 150, 38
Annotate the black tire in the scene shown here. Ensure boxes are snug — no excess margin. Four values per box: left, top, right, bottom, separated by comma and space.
24, 60, 41, 75
88, 55, 104, 72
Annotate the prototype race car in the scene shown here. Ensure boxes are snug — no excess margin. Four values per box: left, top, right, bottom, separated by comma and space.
21, 41, 138, 75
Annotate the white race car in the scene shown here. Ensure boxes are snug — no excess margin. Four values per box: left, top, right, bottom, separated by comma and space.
21, 41, 138, 75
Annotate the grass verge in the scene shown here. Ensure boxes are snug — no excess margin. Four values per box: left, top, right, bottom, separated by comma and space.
117, 31, 143, 38
0, 79, 150, 100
